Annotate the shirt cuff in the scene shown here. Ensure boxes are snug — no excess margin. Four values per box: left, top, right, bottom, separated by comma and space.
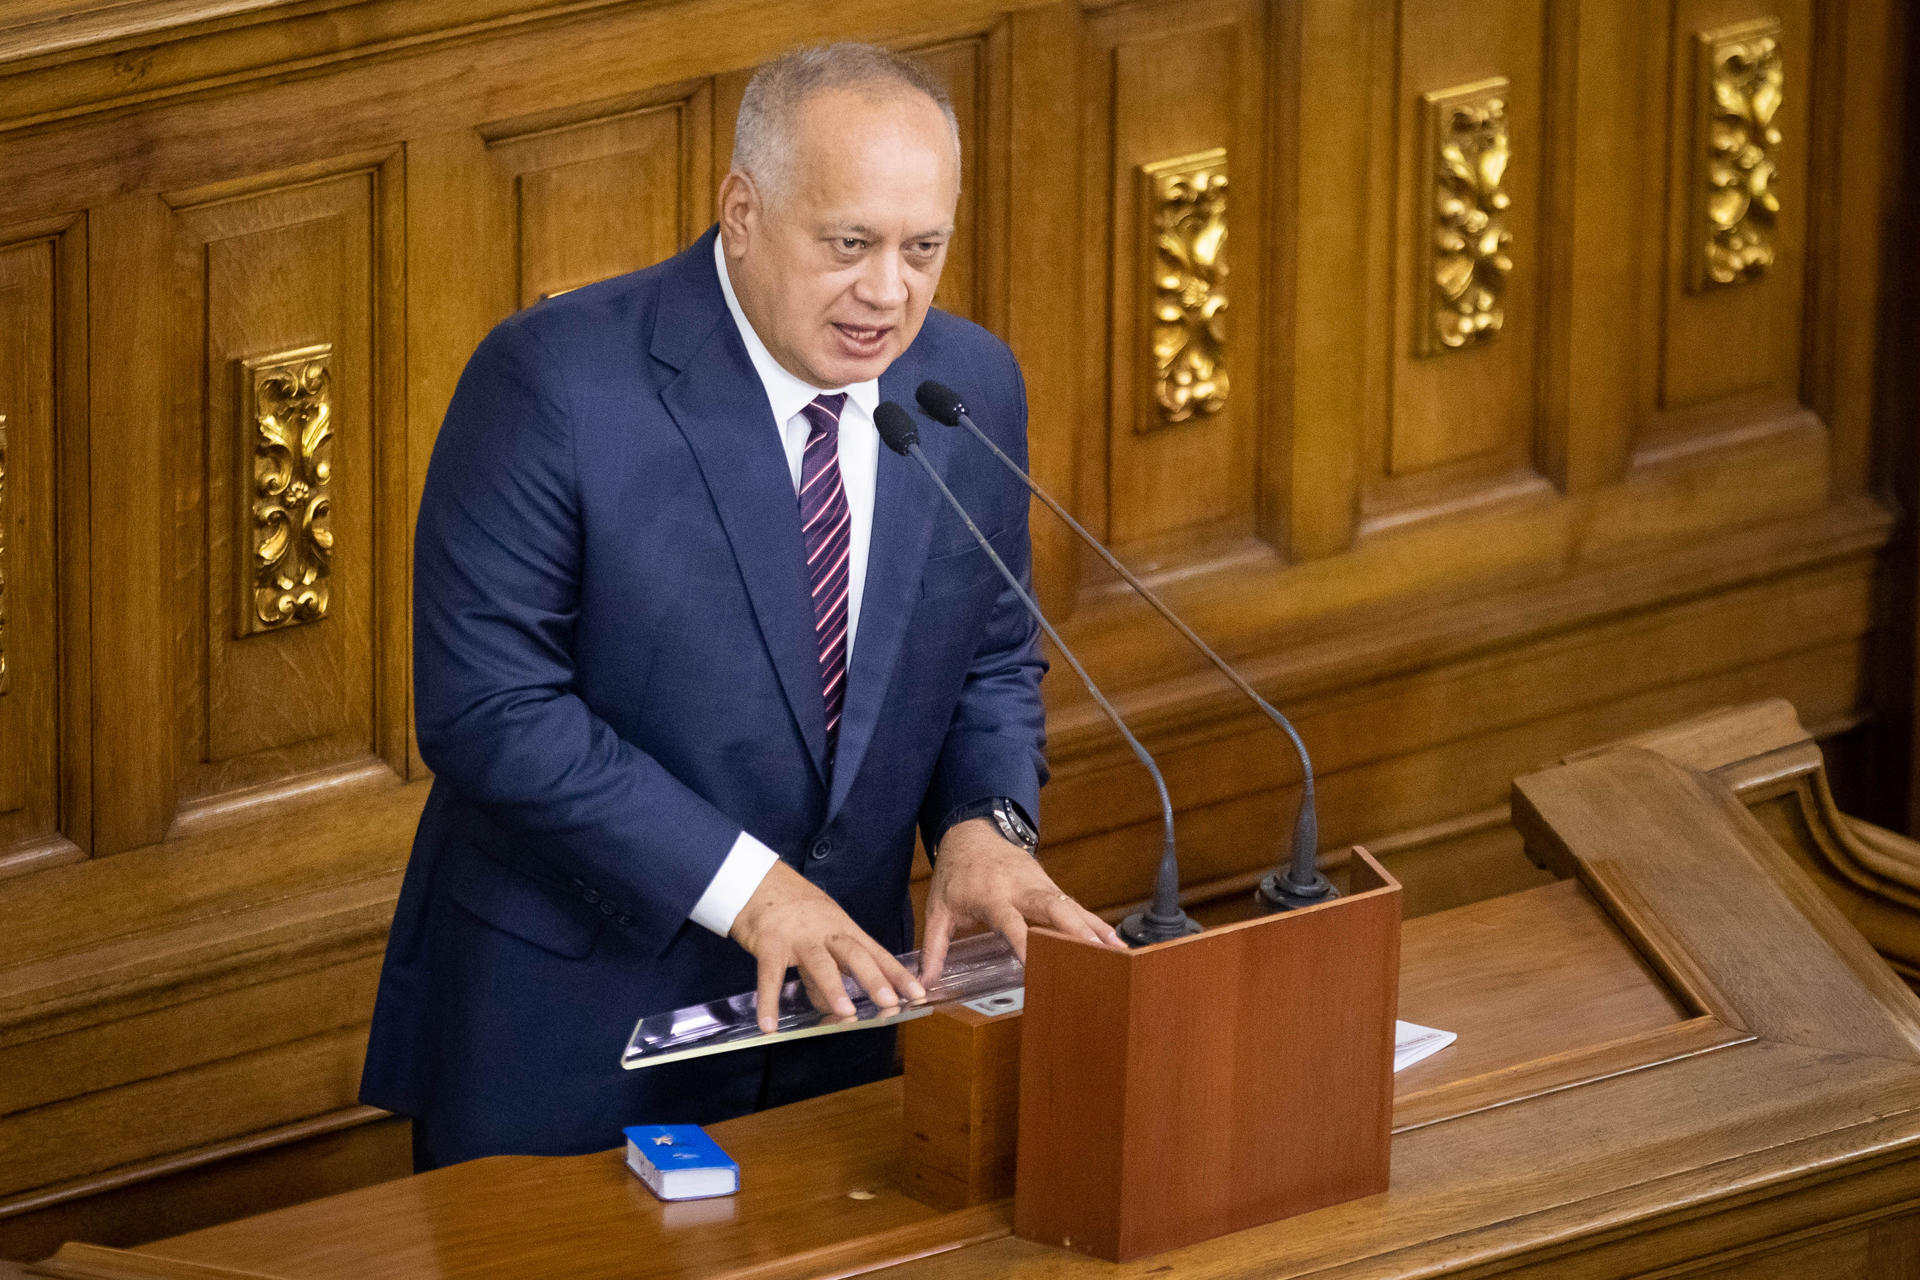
687, 831, 781, 936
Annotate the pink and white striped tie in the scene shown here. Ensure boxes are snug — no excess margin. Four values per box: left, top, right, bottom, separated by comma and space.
798, 393, 851, 762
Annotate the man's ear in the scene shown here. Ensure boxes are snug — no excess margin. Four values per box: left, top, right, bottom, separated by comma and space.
717, 170, 757, 255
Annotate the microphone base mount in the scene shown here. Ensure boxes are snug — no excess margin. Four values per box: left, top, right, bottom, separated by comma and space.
1118, 909, 1204, 948
1255, 869, 1340, 913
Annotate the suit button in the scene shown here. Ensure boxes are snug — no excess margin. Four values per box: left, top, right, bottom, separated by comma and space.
582, 888, 600, 904
809, 838, 832, 862
617, 913, 633, 927
599, 900, 617, 916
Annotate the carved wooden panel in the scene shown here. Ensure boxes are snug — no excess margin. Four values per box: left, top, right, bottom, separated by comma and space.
166, 160, 400, 812
1092, 0, 1264, 553
1367, 0, 1545, 523
906, 35, 996, 327
485, 84, 713, 310
0, 235, 62, 859
1654, 1, 1812, 418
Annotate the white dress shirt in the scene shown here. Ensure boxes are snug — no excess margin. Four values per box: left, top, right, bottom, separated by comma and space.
686, 236, 882, 936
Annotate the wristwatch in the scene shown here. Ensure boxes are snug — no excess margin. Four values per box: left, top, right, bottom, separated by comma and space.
942, 797, 1039, 856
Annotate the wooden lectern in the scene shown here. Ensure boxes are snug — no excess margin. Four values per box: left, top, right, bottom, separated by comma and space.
1013, 849, 1401, 1261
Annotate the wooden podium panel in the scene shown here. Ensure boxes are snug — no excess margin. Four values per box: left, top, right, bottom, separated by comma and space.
1013, 851, 1399, 1261
72, 741, 1920, 1279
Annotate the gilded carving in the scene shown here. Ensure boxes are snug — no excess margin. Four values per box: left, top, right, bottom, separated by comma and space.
1142, 149, 1228, 428
241, 345, 334, 635
1692, 18, 1782, 290
0, 414, 8, 694
1417, 78, 1512, 357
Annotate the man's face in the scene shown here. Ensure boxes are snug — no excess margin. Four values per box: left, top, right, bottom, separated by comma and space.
721, 88, 960, 388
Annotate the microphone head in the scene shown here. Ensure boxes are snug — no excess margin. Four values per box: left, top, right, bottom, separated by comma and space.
915, 380, 966, 426
873, 401, 920, 456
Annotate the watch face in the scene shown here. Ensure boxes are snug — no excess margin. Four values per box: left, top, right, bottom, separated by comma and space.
993, 803, 1038, 853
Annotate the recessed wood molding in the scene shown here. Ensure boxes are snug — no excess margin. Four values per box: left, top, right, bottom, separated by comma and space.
239, 344, 333, 637
1691, 17, 1783, 291
1416, 78, 1512, 356
0, 412, 9, 696
1141, 147, 1228, 429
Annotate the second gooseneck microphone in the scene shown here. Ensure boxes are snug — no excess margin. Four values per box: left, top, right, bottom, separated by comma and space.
914, 380, 1335, 913
872, 401, 1200, 946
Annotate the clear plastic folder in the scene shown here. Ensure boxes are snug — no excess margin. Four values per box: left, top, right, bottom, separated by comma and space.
621, 930, 1024, 1070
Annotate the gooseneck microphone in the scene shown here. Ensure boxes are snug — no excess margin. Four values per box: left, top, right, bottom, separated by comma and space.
873, 401, 1199, 946
914, 380, 1334, 912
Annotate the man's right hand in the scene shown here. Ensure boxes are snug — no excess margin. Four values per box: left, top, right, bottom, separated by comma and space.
728, 860, 927, 1032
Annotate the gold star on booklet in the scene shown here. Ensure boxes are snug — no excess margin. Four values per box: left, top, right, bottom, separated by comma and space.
653, 1135, 674, 1146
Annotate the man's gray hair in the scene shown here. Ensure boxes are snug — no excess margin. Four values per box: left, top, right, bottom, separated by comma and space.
732, 42, 961, 199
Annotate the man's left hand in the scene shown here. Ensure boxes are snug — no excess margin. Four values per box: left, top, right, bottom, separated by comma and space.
920, 818, 1125, 981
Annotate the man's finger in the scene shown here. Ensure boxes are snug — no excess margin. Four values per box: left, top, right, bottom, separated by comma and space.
797, 944, 857, 1019
829, 936, 899, 1011
756, 953, 787, 1034
1083, 905, 1127, 950
920, 900, 954, 984
871, 941, 925, 1003
988, 904, 1030, 964
1043, 893, 1108, 947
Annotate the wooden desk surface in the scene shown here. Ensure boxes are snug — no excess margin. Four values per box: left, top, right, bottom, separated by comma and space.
125, 874, 1779, 1280
121, 751, 1920, 1279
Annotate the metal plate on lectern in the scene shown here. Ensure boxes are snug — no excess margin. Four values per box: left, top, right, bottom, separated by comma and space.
620, 930, 1024, 1070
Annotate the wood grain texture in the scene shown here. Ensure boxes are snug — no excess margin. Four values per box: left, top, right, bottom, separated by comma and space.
121, 757, 1920, 1277
1013, 850, 1399, 1262
1514, 748, 1920, 1062
900, 1002, 1023, 1211
0, 0, 1909, 1254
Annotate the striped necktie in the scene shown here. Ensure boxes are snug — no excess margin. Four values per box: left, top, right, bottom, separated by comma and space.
798, 393, 851, 762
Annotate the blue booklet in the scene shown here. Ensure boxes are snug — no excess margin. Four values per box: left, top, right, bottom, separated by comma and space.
623, 1124, 739, 1201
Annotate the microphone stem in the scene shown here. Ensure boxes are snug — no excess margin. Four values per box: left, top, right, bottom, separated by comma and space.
903, 443, 1185, 931
953, 413, 1322, 889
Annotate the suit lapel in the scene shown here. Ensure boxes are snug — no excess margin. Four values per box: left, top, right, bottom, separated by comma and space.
656, 246, 830, 785
827, 364, 947, 820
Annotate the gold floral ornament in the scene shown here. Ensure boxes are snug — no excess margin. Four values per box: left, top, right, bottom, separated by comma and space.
0, 413, 9, 693
243, 345, 334, 635
1143, 149, 1229, 428
1694, 18, 1782, 290
1419, 79, 1512, 356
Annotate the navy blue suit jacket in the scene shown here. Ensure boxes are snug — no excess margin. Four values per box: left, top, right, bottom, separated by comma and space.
360, 228, 1047, 1164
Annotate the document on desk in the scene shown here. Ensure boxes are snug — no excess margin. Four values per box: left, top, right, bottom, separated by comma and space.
621, 930, 1023, 1070
1394, 1020, 1457, 1072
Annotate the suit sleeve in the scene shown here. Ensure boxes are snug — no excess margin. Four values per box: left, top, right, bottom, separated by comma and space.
917, 348, 1050, 851
413, 316, 742, 955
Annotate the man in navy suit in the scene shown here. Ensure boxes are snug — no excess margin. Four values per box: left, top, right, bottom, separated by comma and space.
361, 42, 1122, 1169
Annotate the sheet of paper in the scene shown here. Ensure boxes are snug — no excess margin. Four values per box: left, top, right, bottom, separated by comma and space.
1394, 1019, 1457, 1072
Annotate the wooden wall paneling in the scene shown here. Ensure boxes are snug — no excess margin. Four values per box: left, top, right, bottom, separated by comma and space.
0, 225, 82, 874
1089, 0, 1265, 556
1362, 0, 1547, 530
912, 36, 989, 327
481, 80, 714, 312
1252, 0, 1298, 558
0, 1025, 372, 1201
0, 1115, 410, 1264
163, 155, 401, 819
0, 0, 1057, 233
1039, 558, 1872, 913
1284, 0, 1386, 561
1536, 0, 1645, 495
1649, 0, 1814, 427
1802, 0, 1899, 501
401, 131, 490, 782
89, 196, 175, 856
1001, 4, 1081, 615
